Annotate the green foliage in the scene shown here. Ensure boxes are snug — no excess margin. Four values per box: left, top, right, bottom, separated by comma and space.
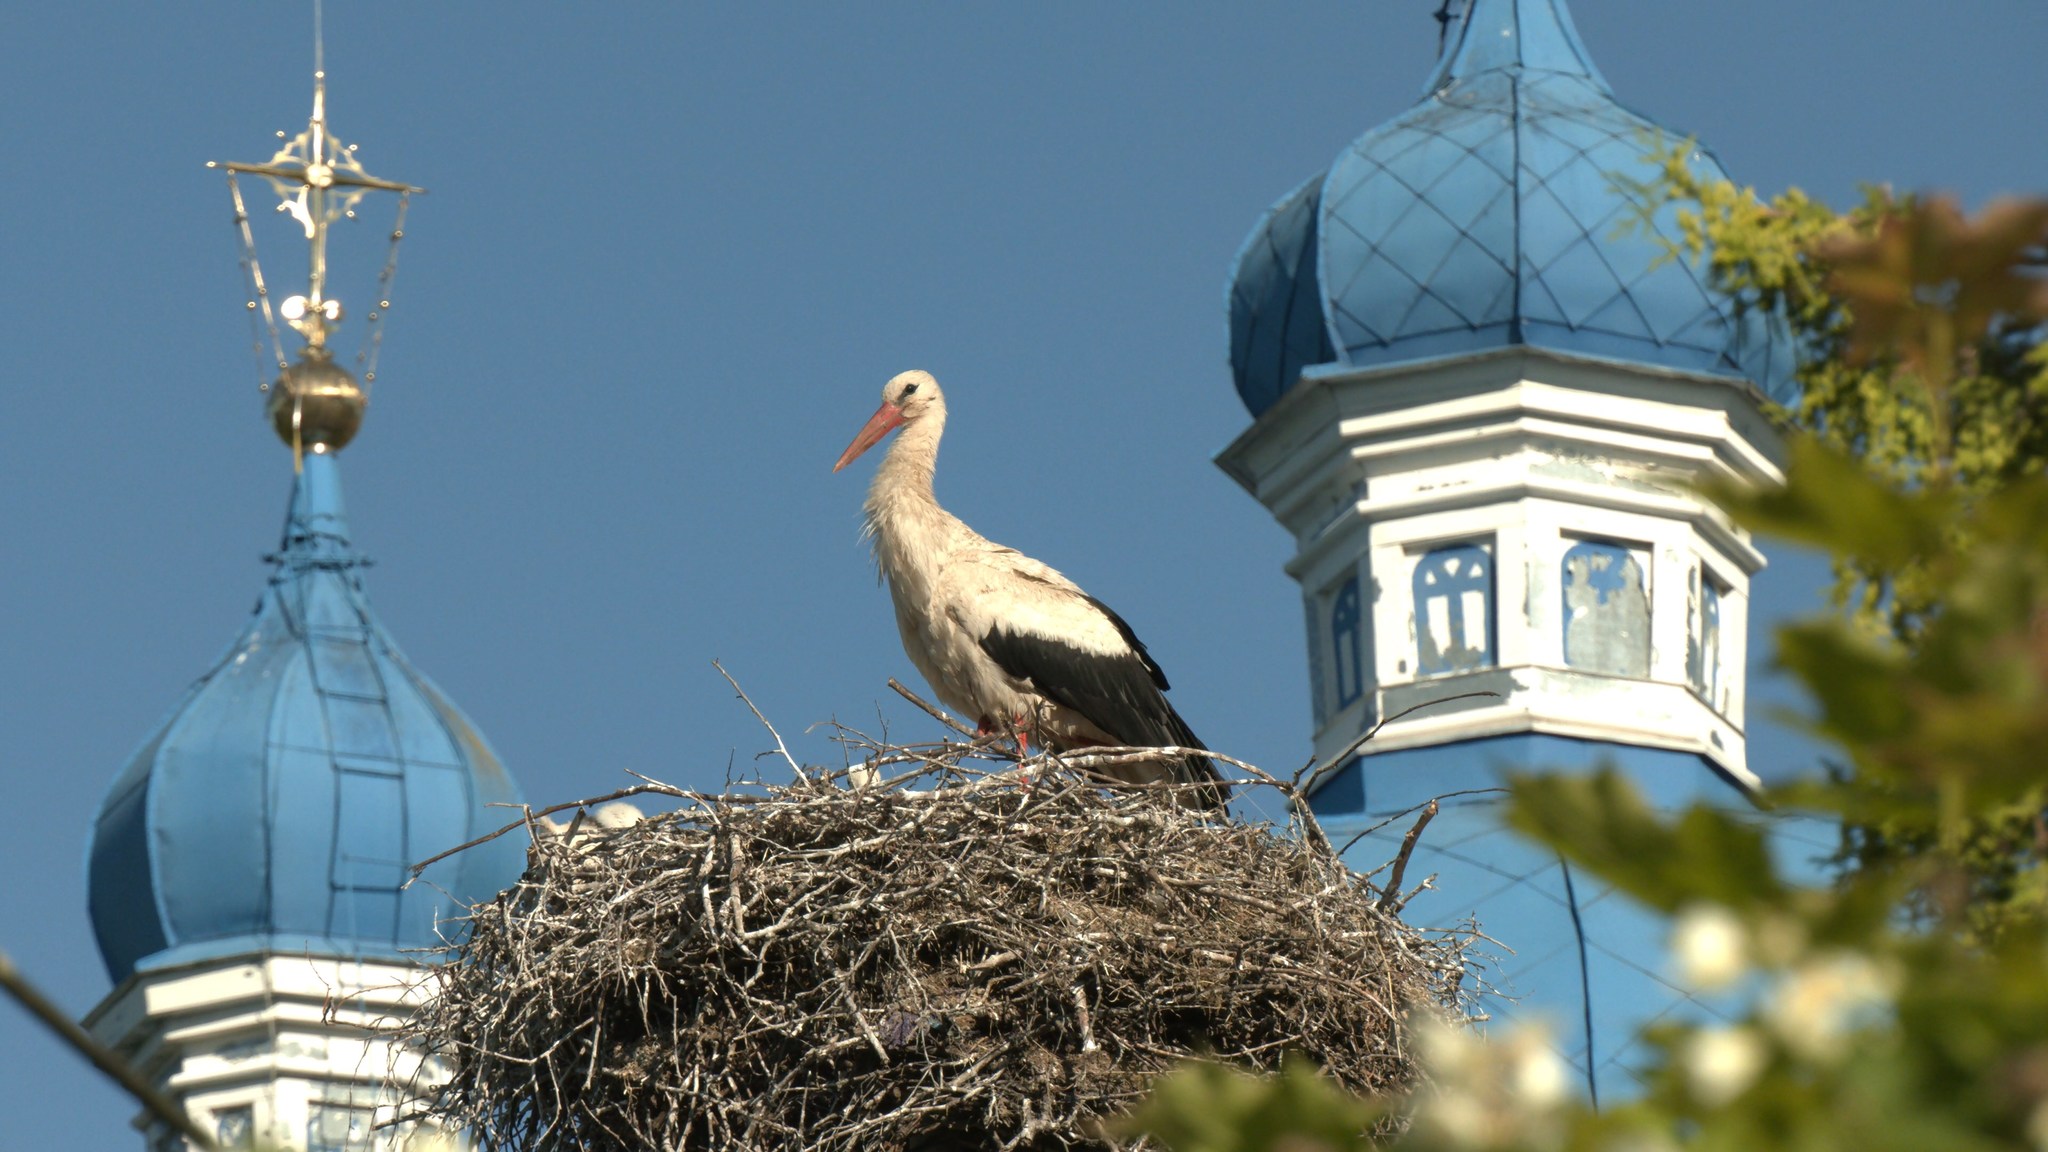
1504, 771, 1783, 915
1117, 1059, 1386, 1152
1677, 176, 2048, 936
1742, 451, 2048, 936
1120, 193, 2048, 1150
1631, 148, 2048, 937
1626, 140, 2048, 632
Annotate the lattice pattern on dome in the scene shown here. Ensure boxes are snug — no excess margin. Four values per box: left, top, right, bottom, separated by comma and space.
1229, 174, 1338, 415
1319, 70, 1794, 403
1223, 0, 1797, 417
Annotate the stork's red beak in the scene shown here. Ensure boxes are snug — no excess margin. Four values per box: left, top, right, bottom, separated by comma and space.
833, 402, 906, 472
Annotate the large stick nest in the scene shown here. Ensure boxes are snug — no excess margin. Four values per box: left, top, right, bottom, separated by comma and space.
408, 731, 1472, 1152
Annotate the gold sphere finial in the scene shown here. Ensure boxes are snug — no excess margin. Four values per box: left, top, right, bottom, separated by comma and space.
268, 348, 367, 452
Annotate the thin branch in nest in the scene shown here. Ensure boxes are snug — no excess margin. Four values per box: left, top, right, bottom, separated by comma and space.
1379, 799, 1438, 913
714, 659, 807, 781
1296, 692, 1503, 793
889, 677, 978, 739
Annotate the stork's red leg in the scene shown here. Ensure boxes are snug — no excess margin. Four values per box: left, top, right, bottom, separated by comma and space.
1013, 714, 1032, 791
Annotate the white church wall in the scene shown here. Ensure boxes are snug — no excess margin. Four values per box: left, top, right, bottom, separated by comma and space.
89, 952, 451, 1151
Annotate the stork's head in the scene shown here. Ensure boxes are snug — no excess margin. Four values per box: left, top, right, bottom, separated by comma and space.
833, 370, 943, 472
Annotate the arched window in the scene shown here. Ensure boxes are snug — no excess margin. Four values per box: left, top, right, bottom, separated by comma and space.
308, 1104, 374, 1152
1414, 543, 1493, 676
1562, 540, 1650, 677
1331, 576, 1364, 708
1305, 598, 1330, 726
214, 1107, 255, 1150
1688, 566, 1723, 707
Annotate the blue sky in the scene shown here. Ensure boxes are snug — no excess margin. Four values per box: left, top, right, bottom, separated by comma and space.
3, 2, 2044, 1146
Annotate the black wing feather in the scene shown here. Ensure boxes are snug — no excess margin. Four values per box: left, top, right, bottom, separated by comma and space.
1081, 594, 1170, 691
978, 605, 1227, 809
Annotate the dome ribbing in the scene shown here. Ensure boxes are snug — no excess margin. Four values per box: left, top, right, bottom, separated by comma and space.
1229, 0, 1796, 416
87, 452, 524, 981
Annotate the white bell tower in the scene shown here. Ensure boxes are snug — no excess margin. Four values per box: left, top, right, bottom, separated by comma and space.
1219, 347, 1781, 791
1214, 0, 1800, 1098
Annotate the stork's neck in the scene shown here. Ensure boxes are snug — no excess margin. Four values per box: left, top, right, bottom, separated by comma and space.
863, 401, 964, 584
869, 401, 946, 511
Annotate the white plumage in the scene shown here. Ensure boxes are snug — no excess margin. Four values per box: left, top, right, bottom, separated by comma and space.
834, 370, 1225, 808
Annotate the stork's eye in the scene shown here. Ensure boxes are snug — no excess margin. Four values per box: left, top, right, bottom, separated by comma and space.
900, 382, 921, 398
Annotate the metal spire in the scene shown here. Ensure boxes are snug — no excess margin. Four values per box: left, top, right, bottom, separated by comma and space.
207, 4, 424, 461
209, 39, 421, 350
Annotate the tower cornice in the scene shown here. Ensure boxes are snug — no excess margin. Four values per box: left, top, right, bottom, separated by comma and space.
1217, 344, 1778, 784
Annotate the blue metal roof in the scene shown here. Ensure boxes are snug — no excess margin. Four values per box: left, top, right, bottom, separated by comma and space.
87, 452, 526, 981
1229, 0, 1796, 416
1312, 733, 1829, 1101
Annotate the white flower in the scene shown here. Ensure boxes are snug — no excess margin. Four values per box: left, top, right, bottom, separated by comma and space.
1503, 1027, 1569, 1109
2027, 1097, 2048, 1152
1671, 904, 1750, 990
1765, 950, 1900, 1061
1410, 1019, 1568, 1150
1415, 1015, 1483, 1082
1422, 1086, 1493, 1149
1681, 1025, 1769, 1106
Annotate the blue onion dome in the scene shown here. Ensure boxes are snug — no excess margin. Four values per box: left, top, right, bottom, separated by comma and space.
1228, 0, 1797, 416
87, 450, 526, 981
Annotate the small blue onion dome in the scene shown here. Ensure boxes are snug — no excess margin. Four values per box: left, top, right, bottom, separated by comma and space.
1228, 0, 1797, 416
87, 451, 525, 981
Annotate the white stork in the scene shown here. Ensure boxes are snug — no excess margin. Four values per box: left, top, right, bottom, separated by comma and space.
833, 369, 1227, 810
